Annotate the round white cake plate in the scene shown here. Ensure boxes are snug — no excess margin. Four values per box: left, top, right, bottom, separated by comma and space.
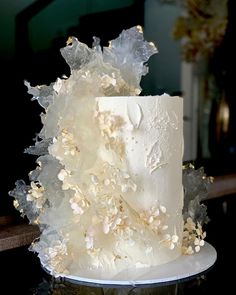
46, 242, 217, 287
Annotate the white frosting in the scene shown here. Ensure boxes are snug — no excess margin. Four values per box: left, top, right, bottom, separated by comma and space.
91, 94, 184, 276
96, 94, 183, 210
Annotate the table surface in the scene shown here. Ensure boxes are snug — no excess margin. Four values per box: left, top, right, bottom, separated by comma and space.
0, 193, 235, 294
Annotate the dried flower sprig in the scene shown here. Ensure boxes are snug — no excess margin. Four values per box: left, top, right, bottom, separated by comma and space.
182, 163, 212, 254
170, 0, 228, 62
182, 217, 206, 254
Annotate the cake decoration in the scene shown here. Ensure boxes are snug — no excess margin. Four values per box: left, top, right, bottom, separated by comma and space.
181, 163, 211, 254
9, 26, 210, 278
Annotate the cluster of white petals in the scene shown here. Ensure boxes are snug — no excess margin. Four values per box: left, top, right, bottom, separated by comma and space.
160, 234, 179, 250
182, 217, 206, 255
34, 238, 69, 275
139, 204, 169, 233
26, 181, 46, 209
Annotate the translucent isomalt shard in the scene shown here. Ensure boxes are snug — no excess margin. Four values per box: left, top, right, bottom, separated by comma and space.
60, 26, 157, 94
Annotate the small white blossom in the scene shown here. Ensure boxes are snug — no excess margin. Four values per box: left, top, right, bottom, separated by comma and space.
161, 234, 179, 250
103, 216, 110, 234
57, 169, 69, 181
194, 238, 205, 252
26, 181, 45, 209
160, 205, 166, 214
104, 179, 110, 186
69, 191, 90, 215
182, 245, 194, 255
13, 199, 19, 209
139, 204, 168, 233
70, 203, 84, 215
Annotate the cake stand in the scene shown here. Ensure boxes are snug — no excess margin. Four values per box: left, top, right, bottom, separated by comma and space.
43, 242, 216, 287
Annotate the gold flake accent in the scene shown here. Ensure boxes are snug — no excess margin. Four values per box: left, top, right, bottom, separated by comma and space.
136, 25, 143, 33
13, 199, 19, 209
66, 36, 73, 45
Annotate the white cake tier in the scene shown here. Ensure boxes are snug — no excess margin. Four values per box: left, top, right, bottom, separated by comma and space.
89, 94, 184, 275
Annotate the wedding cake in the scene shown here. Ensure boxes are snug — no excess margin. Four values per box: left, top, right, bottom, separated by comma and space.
10, 26, 206, 279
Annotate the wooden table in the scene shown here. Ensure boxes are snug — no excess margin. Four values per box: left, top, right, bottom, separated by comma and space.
0, 223, 40, 251
208, 173, 236, 199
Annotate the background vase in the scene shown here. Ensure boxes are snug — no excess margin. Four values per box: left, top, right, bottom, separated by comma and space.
195, 57, 223, 160
196, 53, 236, 174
